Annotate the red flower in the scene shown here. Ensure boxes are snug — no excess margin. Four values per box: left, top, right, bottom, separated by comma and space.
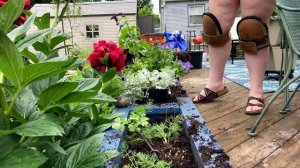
0, 0, 30, 25
87, 40, 125, 73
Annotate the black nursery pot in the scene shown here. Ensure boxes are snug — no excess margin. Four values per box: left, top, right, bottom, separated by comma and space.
187, 51, 203, 69
147, 88, 170, 103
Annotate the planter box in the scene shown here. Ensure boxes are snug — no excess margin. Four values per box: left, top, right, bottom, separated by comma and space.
100, 97, 232, 168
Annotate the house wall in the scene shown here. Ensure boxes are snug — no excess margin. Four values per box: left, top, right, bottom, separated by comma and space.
28, 14, 136, 51
161, 1, 208, 38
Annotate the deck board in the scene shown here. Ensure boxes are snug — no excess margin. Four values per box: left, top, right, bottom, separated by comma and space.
180, 68, 300, 168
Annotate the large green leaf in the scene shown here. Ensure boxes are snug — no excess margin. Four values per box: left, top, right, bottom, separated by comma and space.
66, 133, 118, 168
14, 88, 37, 119
0, 31, 23, 87
7, 13, 36, 43
22, 58, 75, 86
69, 122, 94, 143
16, 28, 52, 52
50, 33, 71, 50
0, 135, 20, 160
56, 91, 98, 105
0, 0, 24, 33
74, 78, 100, 91
86, 93, 116, 103
38, 82, 78, 107
34, 141, 67, 155
0, 148, 47, 168
13, 119, 64, 137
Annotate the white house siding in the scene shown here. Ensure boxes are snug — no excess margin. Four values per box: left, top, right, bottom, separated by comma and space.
161, 1, 208, 37
27, 1, 137, 54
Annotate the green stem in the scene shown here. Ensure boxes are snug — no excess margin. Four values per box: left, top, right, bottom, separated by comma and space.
51, 0, 60, 30
3, 88, 23, 129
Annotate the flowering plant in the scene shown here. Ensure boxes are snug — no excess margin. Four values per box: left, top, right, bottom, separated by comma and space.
0, 0, 30, 25
87, 40, 126, 73
123, 67, 177, 102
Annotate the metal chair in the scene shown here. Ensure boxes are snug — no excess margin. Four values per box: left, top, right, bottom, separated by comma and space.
249, 0, 300, 136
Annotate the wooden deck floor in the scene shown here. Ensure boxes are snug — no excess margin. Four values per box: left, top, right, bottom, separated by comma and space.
180, 68, 300, 168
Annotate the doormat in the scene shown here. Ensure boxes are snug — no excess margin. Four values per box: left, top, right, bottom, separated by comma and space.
202, 59, 300, 93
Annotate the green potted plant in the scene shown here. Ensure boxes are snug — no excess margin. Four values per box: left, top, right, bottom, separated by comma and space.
123, 67, 177, 103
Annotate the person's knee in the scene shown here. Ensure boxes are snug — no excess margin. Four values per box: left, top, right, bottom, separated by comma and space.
237, 16, 270, 55
202, 12, 230, 47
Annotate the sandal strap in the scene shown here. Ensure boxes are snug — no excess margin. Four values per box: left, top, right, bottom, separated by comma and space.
203, 87, 218, 97
248, 96, 264, 105
247, 102, 264, 107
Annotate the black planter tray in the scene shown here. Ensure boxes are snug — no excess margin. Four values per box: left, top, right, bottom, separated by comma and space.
100, 97, 233, 168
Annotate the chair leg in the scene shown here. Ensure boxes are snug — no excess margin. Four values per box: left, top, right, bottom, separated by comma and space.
248, 74, 300, 136
280, 82, 300, 114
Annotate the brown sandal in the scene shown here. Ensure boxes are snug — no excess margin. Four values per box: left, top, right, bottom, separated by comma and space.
192, 86, 229, 103
245, 96, 265, 115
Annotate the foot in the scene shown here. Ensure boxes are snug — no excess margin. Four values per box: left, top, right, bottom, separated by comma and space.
192, 86, 228, 103
245, 96, 265, 115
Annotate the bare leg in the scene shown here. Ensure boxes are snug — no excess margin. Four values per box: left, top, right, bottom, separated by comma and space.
240, 0, 275, 112
193, 0, 239, 101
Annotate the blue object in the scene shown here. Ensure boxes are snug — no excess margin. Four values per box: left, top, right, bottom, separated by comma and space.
163, 30, 188, 51
100, 97, 233, 168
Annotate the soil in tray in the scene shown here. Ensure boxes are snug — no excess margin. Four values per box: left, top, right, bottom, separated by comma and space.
120, 118, 196, 167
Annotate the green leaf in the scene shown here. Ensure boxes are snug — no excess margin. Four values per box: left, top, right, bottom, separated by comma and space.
0, 135, 20, 160
0, 83, 16, 94
22, 58, 76, 86
38, 82, 78, 107
34, 141, 67, 155
0, 148, 47, 168
66, 133, 118, 168
7, 13, 36, 43
0, 0, 24, 33
33, 41, 51, 56
74, 78, 100, 91
101, 112, 124, 120
56, 91, 98, 104
86, 92, 116, 103
14, 88, 37, 119
16, 28, 52, 52
0, 31, 23, 87
13, 119, 64, 137
50, 33, 71, 50
69, 122, 94, 143
22, 48, 39, 63
102, 67, 116, 83
39, 13, 50, 30
101, 54, 109, 65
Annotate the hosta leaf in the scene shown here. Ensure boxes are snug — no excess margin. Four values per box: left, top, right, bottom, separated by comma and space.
56, 91, 98, 104
0, 31, 23, 87
66, 133, 118, 168
22, 58, 76, 86
13, 119, 64, 137
16, 28, 52, 52
0, 135, 20, 160
0, 148, 47, 168
7, 13, 36, 43
74, 78, 100, 91
14, 88, 37, 119
0, 0, 23, 33
38, 82, 78, 107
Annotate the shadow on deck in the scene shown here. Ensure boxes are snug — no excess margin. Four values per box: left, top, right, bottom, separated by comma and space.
180, 68, 300, 168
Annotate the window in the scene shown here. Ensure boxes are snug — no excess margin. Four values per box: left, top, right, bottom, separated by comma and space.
188, 5, 205, 26
86, 25, 99, 38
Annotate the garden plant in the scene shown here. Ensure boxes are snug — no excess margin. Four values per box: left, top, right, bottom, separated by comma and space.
0, 0, 126, 167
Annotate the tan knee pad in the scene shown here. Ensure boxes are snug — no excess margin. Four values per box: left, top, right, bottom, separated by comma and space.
202, 12, 230, 46
237, 16, 270, 54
